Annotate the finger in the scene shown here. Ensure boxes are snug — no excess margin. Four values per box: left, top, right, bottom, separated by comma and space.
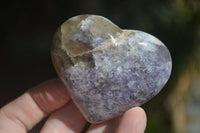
40, 101, 87, 133
86, 117, 121, 133
116, 107, 147, 133
0, 79, 70, 132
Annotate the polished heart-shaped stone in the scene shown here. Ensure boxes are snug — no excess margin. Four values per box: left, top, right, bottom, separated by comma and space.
51, 15, 172, 123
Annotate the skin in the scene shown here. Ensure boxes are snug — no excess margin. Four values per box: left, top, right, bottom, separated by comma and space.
0, 79, 147, 133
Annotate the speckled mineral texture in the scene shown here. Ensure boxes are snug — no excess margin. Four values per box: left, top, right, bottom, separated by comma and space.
51, 15, 172, 123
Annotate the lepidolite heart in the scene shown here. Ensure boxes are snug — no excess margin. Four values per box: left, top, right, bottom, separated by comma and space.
51, 15, 172, 123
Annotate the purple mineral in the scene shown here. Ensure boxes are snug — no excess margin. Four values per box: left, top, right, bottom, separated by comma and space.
51, 15, 172, 123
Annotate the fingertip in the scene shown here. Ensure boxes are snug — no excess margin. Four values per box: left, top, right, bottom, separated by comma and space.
116, 107, 147, 133
29, 78, 70, 113
125, 107, 147, 122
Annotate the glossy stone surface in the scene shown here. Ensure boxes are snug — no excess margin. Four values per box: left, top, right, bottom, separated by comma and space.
51, 15, 172, 123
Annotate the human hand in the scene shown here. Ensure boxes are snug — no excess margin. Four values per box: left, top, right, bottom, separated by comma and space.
0, 79, 146, 133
